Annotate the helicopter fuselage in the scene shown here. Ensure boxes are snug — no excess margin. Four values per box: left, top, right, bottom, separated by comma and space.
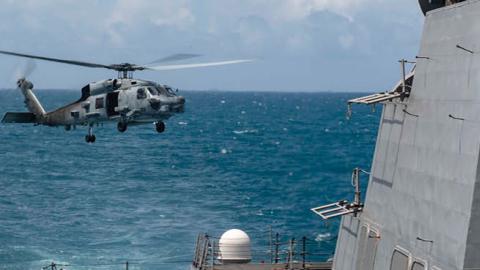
41, 78, 185, 129
2, 77, 185, 142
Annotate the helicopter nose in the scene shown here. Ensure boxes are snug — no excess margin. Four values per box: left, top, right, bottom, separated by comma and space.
177, 96, 185, 104
173, 96, 185, 113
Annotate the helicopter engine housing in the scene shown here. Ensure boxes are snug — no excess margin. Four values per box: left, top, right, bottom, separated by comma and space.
89, 79, 120, 96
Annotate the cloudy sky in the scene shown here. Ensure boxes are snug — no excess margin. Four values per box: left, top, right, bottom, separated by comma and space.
0, 0, 423, 92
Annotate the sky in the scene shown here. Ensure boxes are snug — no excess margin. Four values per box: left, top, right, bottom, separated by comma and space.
0, 0, 424, 92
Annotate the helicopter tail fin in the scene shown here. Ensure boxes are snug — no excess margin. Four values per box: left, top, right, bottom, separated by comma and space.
17, 78, 46, 117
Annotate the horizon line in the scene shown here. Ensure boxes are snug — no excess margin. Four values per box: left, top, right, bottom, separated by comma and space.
0, 88, 376, 94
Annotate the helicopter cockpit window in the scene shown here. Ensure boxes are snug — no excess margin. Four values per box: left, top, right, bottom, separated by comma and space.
165, 86, 175, 94
155, 85, 167, 95
156, 85, 175, 96
137, 88, 147, 99
147, 87, 158, 96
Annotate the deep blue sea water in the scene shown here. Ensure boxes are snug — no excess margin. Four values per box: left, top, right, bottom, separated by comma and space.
0, 89, 380, 270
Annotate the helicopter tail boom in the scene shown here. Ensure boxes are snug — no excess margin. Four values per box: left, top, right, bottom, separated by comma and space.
17, 78, 46, 117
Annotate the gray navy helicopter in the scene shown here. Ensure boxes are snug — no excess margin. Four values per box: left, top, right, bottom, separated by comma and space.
0, 50, 252, 143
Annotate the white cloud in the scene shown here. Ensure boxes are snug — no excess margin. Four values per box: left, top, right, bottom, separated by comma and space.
104, 0, 195, 46
216, 0, 370, 25
272, 0, 368, 22
151, 7, 195, 28
0, 0, 423, 91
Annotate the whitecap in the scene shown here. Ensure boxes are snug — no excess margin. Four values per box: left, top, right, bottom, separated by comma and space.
315, 232, 332, 242
233, 129, 258, 135
178, 121, 188, 125
221, 148, 228, 154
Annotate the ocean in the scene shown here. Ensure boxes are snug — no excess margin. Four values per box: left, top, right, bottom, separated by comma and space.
0, 89, 380, 270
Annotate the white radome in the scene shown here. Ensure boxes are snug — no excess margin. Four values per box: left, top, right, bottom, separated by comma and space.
218, 229, 252, 264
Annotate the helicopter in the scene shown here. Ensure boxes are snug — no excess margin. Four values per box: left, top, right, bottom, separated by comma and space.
0, 50, 252, 143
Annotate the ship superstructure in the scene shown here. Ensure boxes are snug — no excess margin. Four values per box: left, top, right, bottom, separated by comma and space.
332, 0, 480, 269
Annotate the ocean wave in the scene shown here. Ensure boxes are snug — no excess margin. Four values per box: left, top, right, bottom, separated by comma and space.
233, 129, 258, 135
315, 233, 332, 242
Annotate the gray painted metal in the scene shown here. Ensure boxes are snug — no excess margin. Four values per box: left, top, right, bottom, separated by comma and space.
207, 263, 332, 270
333, 1, 480, 269
3, 77, 185, 139
1, 112, 36, 123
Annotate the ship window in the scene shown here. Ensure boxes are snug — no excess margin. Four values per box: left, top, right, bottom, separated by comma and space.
390, 249, 409, 270
137, 88, 146, 99
411, 261, 425, 270
95, 97, 104, 109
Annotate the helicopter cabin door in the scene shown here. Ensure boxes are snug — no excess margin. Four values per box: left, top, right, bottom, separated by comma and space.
106, 91, 119, 117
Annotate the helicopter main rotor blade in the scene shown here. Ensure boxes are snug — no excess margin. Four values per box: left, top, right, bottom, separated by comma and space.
146, 59, 254, 71
149, 53, 202, 65
0, 50, 112, 69
0, 50, 254, 74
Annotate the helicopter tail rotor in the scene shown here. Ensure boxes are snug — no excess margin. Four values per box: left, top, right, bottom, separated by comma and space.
13, 59, 37, 84
22, 59, 36, 79
12, 60, 44, 116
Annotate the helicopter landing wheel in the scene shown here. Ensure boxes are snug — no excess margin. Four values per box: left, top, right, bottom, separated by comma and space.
155, 121, 165, 133
117, 122, 128, 133
85, 134, 96, 143
85, 125, 96, 143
